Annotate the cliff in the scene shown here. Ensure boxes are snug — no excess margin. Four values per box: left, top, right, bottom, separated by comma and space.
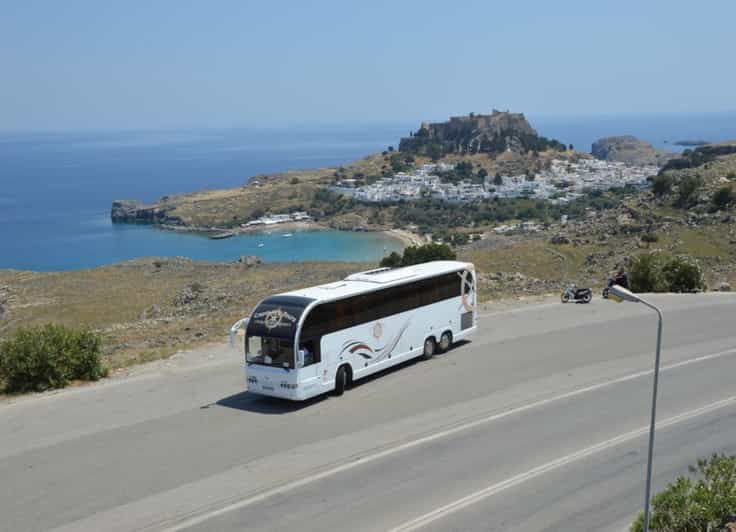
399, 110, 565, 156
111, 200, 183, 226
591, 135, 674, 166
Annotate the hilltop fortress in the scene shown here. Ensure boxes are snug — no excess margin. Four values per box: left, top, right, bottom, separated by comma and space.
398, 110, 564, 156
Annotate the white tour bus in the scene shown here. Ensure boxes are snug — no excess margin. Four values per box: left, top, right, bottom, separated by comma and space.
230, 260, 477, 400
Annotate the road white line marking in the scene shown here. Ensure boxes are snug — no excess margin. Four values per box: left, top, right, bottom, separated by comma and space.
161, 347, 736, 531
389, 395, 736, 532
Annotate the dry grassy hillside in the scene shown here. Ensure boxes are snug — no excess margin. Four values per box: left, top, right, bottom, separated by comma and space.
0, 259, 363, 369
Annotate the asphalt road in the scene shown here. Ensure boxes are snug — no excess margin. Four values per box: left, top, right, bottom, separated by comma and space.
1, 293, 735, 532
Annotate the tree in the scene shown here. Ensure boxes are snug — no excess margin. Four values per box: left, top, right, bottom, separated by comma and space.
427, 143, 443, 162
676, 175, 703, 207
387, 145, 394, 152
379, 243, 456, 268
568, 144, 574, 151
493, 173, 503, 186
455, 161, 474, 179
477, 168, 488, 180
379, 251, 402, 268
651, 174, 673, 197
631, 454, 736, 532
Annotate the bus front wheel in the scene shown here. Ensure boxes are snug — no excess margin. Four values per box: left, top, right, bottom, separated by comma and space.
422, 337, 436, 360
439, 331, 453, 353
334, 365, 349, 396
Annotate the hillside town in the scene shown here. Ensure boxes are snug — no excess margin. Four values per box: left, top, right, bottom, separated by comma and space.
330, 159, 659, 204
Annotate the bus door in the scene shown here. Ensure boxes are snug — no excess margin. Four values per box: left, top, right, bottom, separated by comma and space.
461, 269, 476, 330
297, 338, 321, 385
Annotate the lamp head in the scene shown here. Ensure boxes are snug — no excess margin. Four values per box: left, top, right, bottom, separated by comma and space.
610, 284, 641, 303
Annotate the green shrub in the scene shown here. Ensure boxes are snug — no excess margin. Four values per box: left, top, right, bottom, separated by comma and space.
628, 253, 667, 292
712, 185, 735, 209
0, 324, 107, 393
661, 255, 705, 293
628, 253, 705, 293
641, 232, 659, 243
631, 454, 736, 532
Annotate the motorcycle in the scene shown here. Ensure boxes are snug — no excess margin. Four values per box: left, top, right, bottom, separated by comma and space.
561, 284, 592, 304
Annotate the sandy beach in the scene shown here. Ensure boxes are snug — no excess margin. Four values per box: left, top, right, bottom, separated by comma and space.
385, 228, 425, 247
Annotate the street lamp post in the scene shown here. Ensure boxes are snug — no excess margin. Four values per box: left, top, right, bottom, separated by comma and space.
608, 284, 663, 532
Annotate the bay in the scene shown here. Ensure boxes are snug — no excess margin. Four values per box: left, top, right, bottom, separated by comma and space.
2, 112, 735, 272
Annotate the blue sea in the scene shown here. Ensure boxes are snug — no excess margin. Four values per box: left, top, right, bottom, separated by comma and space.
1, 112, 735, 272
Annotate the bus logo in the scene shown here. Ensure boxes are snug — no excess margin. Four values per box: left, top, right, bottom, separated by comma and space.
372, 322, 383, 339
254, 308, 298, 330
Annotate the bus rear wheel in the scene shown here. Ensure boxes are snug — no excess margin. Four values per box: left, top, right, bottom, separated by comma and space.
422, 337, 436, 360
439, 331, 453, 353
334, 365, 349, 396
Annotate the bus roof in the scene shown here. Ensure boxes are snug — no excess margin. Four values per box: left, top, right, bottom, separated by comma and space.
281, 260, 472, 302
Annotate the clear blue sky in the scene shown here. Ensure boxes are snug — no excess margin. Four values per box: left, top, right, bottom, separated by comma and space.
2, 0, 734, 131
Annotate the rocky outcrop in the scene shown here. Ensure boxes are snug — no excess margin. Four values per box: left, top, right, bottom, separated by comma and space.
660, 141, 736, 172
111, 200, 182, 225
399, 110, 565, 156
237, 255, 262, 267
591, 135, 674, 166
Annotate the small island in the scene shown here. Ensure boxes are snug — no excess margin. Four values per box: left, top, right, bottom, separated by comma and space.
673, 139, 710, 147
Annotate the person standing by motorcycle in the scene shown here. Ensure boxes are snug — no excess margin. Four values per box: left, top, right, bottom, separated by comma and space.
603, 266, 629, 298
613, 266, 629, 289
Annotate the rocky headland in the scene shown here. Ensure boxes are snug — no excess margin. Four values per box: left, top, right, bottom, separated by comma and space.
398, 109, 566, 156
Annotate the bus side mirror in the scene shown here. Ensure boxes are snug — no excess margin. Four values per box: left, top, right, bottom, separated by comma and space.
297, 349, 305, 368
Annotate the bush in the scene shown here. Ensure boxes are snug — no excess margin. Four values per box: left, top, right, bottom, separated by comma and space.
631, 454, 736, 532
641, 232, 659, 243
712, 185, 735, 209
0, 324, 106, 393
661, 255, 705, 293
628, 253, 667, 293
628, 253, 704, 293
379, 243, 456, 268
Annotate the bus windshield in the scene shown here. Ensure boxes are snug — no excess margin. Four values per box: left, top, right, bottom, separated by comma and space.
246, 336, 294, 369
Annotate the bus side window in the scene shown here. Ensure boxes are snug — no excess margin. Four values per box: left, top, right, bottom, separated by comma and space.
463, 270, 475, 295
